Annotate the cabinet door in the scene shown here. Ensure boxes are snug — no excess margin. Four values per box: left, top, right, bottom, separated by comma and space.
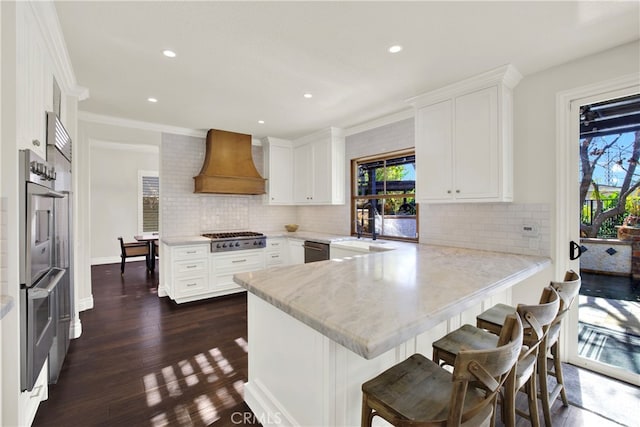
416, 100, 453, 201
293, 144, 313, 203
288, 239, 305, 265
266, 143, 293, 204
454, 87, 499, 199
310, 138, 332, 204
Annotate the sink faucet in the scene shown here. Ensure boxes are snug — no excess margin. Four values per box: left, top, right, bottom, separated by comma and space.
362, 202, 378, 241
354, 220, 363, 239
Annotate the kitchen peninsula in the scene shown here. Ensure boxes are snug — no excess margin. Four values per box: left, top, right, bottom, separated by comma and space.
233, 244, 550, 426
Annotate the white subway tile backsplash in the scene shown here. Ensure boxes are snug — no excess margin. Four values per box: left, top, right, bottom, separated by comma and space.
160, 134, 297, 236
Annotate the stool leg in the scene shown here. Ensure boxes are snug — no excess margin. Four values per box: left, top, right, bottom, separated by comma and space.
121, 257, 125, 275
538, 348, 553, 427
361, 394, 373, 427
503, 369, 517, 427
527, 372, 541, 427
551, 341, 569, 406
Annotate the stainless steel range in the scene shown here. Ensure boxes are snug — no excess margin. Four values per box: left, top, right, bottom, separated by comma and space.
201, 231, 266, 252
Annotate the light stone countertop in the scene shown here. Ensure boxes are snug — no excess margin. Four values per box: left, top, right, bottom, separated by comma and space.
162, 231, 353, 246
1, 295, 15, 320
234, 244, 551, 359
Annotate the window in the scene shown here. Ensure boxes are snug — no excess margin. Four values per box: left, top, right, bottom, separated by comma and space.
351, 150, 417, 241
138, 171, 159, 233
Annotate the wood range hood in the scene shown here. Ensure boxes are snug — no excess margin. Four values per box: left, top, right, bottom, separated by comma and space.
194, 129, 266, 195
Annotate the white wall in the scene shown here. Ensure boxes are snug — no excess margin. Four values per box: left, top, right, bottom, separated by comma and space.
89, 141, 159, 263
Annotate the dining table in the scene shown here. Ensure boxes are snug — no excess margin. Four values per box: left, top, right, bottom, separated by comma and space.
134, 233, 159, 272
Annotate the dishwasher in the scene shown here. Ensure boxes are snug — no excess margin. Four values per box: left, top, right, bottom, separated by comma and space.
303, 241, 330, 263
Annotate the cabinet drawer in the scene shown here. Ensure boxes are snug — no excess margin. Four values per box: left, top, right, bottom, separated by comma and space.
174, 259, 207, 276
172, 245, 209, 260
266, 252, 284, 266
175, 276, 208, 297
214, 251, 264, 272
267, 238, 285, 250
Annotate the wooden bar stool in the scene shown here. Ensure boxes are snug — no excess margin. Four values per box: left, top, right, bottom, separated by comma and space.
432, 287, 560, 427
476, 271, 581, 427
361, 314, 523, 427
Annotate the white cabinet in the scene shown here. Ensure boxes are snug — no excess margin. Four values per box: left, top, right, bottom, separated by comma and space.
165, 243, 266, 303
263, 137, 293, 205
16, 3, 51, 159
409, 65, 521, 203
292, 127, 345, 205
211, 250, 265, 295
288, 239, 305, 265
265, 237, 287, 266
166, 244, 210, 302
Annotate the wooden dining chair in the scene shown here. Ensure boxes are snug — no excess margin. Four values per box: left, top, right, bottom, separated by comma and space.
361, 313, 523, 427
475, 271, 581, 427
433, 287, 560, 427
118, 237, 150, 275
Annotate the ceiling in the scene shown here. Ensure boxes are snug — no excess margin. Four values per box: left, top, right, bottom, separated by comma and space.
54, 1, 640, 140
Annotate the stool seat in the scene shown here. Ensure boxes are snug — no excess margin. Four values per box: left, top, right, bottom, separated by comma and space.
432, 325, 499, 366
477, 303, 516, 335
362, 354, 491, 425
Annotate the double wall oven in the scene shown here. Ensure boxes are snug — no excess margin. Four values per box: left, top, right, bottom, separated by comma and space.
19, 149, 65, 391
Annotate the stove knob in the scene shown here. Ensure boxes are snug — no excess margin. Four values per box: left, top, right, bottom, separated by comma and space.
235, 242, 240, 247
222, 243, 227, 248
253, 241, 257, 245
216, 243, 222, 249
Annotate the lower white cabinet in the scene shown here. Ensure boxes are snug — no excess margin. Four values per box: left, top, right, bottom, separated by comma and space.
288, 239, 305, 265
165, 243, 265, 303
211, 250, 265, 295
266, 237, 287, 266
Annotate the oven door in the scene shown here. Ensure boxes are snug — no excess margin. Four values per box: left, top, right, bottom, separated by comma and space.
21, 267, 65, 391
25, 182, 61, 285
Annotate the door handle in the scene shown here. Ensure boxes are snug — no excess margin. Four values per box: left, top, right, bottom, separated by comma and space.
569, 241, 583, 260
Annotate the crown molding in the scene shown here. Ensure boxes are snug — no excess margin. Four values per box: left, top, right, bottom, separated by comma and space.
406, 64, 523, 108
28, 0, 89, 100
89, 139, 160, 154
345, 108, 414, 137
79, 111, 207, 138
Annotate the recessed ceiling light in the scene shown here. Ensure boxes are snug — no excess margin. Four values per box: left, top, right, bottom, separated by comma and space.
258, 120, 265, 124
147, 97, 158, 103
303, 93, 313, 99
388, 45, 403, 54
162, 49, 176, 58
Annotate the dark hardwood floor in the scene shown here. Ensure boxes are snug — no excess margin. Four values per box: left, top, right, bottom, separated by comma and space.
32, 261, 630, 427
33, 261, 259, 427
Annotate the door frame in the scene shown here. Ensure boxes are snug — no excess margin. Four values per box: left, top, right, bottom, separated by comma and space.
556, 73, 640, 384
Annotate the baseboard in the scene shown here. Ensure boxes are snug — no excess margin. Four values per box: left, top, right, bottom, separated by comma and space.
91, 256, 120, 265
77, 295, 94, 312
91, 256, 150, 266
243, 380, 298, 427
70, 316, 82, 339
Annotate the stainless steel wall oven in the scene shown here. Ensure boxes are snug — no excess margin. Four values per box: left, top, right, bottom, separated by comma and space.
19, 149, 65, 391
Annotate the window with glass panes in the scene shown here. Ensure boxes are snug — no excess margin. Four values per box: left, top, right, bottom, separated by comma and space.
140, 174, 159, 233
352, 150, 417, 241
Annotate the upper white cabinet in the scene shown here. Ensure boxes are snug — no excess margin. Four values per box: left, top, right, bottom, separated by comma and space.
292, 127, 345, 205
263, 137, 293, 205
262, 128, 345, 206
409, 65, 522, 203
16, 3, 51, 159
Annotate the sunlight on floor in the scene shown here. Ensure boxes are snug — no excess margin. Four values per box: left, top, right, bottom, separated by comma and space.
143, 338, 251, 426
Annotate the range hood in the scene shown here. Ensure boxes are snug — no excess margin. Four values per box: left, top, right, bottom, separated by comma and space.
194, 129, 266, 195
